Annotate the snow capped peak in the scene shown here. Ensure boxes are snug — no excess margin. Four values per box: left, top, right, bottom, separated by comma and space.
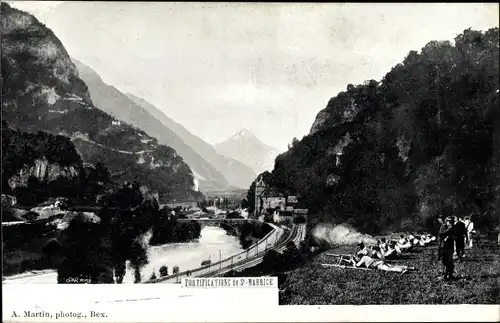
232, 128, 254, 140
238, 128, 251, 136
215, 128, 281, 175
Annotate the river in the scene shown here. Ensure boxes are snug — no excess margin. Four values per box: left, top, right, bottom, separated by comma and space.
123, 226, 243, 283
3, 227, 243, 284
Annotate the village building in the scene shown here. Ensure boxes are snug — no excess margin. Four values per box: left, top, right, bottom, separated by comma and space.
253, 175, 307, 223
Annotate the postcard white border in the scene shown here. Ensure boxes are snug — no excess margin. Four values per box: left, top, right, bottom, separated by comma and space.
3, 284, 499, 322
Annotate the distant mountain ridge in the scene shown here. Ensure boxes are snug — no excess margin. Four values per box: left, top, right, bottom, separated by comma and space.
126, 93, 257, 189
72, 58, 232, 192
1, 3, 201, 202
215, 129, 280, 175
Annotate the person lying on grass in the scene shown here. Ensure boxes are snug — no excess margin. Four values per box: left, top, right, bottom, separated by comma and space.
378, 238, 388, 251
349, 252, 416, 273
418, 234, 434, 246
356, 242, 375, 258
380, 242, 402, 259
396, 235, 413, 251
370, 246, 386, 259
407, 234, 420, 246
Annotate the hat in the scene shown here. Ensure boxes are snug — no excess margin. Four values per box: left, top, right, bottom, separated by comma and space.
445, 216, 454, 222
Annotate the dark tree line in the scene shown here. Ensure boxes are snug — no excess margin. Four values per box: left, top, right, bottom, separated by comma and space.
149, 217, 201, 246
42, 182, 159, 284
238, 221, 273, 249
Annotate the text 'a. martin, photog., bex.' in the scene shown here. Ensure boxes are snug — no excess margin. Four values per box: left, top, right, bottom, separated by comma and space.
181, 277, 278, 288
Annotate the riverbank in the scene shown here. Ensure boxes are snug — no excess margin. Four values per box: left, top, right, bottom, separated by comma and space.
3, 269, 57, 284
279, 235, 500, 305
2, 214, 202, 277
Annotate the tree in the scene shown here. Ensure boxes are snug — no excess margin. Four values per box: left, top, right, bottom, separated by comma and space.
159, 266, 169, 277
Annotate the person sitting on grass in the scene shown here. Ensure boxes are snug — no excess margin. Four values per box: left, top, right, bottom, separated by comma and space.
350, 253, 416, 273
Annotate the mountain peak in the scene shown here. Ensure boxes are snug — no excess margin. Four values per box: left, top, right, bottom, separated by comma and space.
215, 129, 280, 175
230, 129, 258, 141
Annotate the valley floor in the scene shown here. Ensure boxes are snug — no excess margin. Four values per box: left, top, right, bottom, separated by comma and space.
279, 236, 500, 305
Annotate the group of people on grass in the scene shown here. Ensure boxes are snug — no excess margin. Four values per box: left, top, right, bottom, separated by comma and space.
437, 215, 475, 281
341, 215, 475, 278
345, 236, 427, 274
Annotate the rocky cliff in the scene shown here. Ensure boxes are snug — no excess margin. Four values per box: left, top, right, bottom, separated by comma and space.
266, 28, 499, 234
2, 123, 82, 187
8, 158, 79, 190
1, 3, 201, 202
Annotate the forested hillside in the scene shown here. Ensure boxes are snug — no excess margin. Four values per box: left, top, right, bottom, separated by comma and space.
1, 3, 201, 202
259, 28, 499, 234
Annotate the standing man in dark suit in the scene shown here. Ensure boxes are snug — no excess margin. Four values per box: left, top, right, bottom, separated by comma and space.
438, 216, 455, 281
453, 216, 467, 261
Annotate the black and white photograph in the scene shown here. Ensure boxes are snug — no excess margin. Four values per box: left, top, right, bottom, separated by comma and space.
1, 1, 499, 313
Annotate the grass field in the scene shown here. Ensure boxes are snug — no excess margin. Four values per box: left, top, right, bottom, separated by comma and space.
279, 235, 500, 305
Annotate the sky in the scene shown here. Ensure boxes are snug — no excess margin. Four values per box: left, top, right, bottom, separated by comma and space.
8, 2, 499, 152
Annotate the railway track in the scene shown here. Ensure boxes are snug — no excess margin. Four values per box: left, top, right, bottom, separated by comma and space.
201, 224, 306, 278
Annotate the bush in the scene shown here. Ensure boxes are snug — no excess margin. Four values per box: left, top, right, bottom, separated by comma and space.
172, 265, 179, 274
159, 266, 168, 277
262, 250, 283, 272
134, 269, 141, 283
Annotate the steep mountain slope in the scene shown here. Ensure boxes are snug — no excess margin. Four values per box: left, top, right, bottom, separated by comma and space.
1, 3, 201, 202
261, 28, 499, 234
126, 93, 257, 189
72, 59, 231, 192
215, 129, 280, 175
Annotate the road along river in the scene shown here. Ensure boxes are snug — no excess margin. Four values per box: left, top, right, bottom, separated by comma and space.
3, 226, 244, 284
